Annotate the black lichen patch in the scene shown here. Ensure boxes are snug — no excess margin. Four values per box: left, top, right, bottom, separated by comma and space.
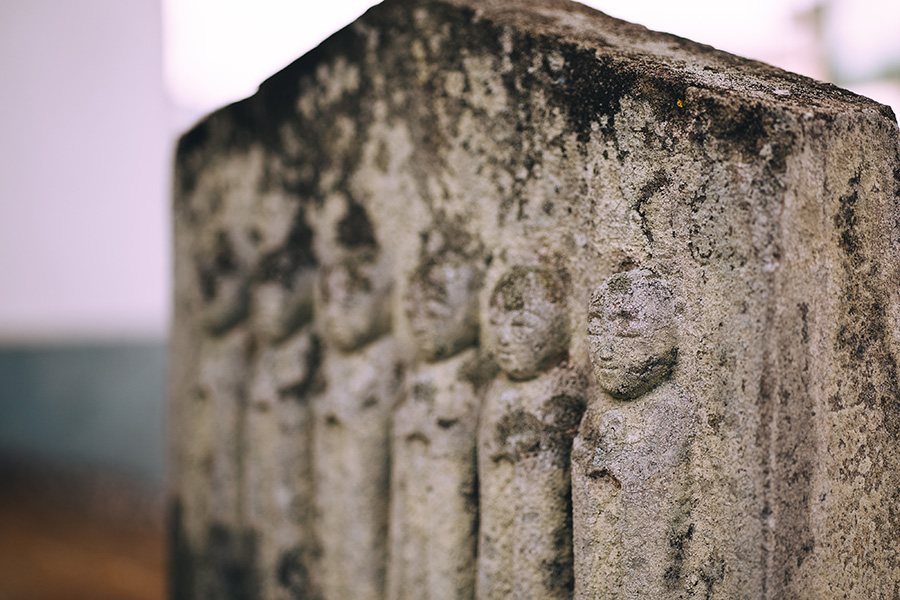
696, 554, 726, 600
688, 95, 796, 172
174, 0, 374, 209
836, 288, 900, 439
834, 189, 860, 257
700, 99, 766, 152
540, 513, 576, 597
495, 410, 544, 459
798, 302, 810, 345
637, 170, 669, 206
317, 248, 378, 304
544, 393, 587, 437
411, 381, 438, 406
457, 350, 500, 391
665, 522, 694, 587
706, 411, 722, 433
634, 170, 669, 246
605, 270, 633, 295
437, 417, 459, 429
586, 467, 621, 489
194, 522, 260, 600
337, 198, 378, 250
256, 208, 317, 286
278, 335, 324, 401
831, 174, 900, 440
277, 545, 312, 597
411, 216, 486, 292
494, 406, 579, 467
197, 231, 241, 302
554, 46, 637, 143
174, 100, 259, 205
491, 266, 566, 311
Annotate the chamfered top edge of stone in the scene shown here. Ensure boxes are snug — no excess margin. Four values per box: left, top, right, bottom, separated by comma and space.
436, 0, 892, 116
176, 0, 896, 162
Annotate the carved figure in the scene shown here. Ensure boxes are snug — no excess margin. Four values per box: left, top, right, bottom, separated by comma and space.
477, 266, 586, 600
572, 269, 694, 599
312, 214, 401, 600
196, 230, 253, 337
184, 176, 265, 598
387, 245, 485, 600
191, 324, 257, 598
245, 327, 321, 600
242, 210, 321, 600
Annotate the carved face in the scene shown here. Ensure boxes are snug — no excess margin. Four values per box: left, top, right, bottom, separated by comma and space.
316, 250, 391, 352
588, 270, 677, 400
251, 204, 317, 341
196, 230, 252, 336
486, 267, 568, 380
405, 259, 480, 362
253, 268, 316, 342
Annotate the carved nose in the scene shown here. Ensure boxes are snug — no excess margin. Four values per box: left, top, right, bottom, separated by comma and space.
496, 332, 513, 348
596, 343, 614, 361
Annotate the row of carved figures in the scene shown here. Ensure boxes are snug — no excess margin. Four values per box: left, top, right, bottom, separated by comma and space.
185, 216, 694, 600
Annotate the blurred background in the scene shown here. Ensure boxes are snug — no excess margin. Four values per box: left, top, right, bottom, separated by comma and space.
0, 0, 897, 598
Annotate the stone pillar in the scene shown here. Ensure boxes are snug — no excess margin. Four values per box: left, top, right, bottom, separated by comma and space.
169, 0, 900, 598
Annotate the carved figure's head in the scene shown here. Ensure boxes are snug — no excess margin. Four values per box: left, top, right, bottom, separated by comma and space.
252, 209, 317, 342
486, 266, 568, 380
196, 229, 252, 336
405, 252, 481, 362
588, 269, 677, 400
253, 269, 316, 342
316, 248, 391, 352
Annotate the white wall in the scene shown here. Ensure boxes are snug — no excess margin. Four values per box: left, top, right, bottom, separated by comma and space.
0, 0, 169, 342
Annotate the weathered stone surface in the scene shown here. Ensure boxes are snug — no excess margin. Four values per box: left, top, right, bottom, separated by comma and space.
478, 266, 585, 599
170, 0, 900, 598
388, 240, 485, 600
573, 270, 693, 598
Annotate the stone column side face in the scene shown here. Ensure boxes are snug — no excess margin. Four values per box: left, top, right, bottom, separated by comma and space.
169, 0, 900, 598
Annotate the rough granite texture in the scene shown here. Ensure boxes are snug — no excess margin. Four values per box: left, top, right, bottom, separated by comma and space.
169, 0, 900, 598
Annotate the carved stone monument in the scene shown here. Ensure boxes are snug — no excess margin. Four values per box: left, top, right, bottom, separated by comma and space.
169, 0, 900, 598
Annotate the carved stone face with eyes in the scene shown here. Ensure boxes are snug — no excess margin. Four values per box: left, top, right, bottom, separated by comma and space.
588, 269, 677, 400
315, 248, 392, 353
405, 255, 481, 362
485, 266, 568, 381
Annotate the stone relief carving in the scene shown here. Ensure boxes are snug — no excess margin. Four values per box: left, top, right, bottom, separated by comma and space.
172, 1, 900, 597
312, 205, 401, 600
182, 161, 267, 597
243, 222, 319, 600
477, 266, 586, 599
192, 328, 255, 598
244, 327, 319, 600
387, 240, 485, 600
572, 269, 695, 599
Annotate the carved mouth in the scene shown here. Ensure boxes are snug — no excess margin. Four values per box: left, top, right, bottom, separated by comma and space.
496, 349, 516, 362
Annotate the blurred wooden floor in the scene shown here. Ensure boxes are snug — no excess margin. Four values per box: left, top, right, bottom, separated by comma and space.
0, 461, 165, 600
